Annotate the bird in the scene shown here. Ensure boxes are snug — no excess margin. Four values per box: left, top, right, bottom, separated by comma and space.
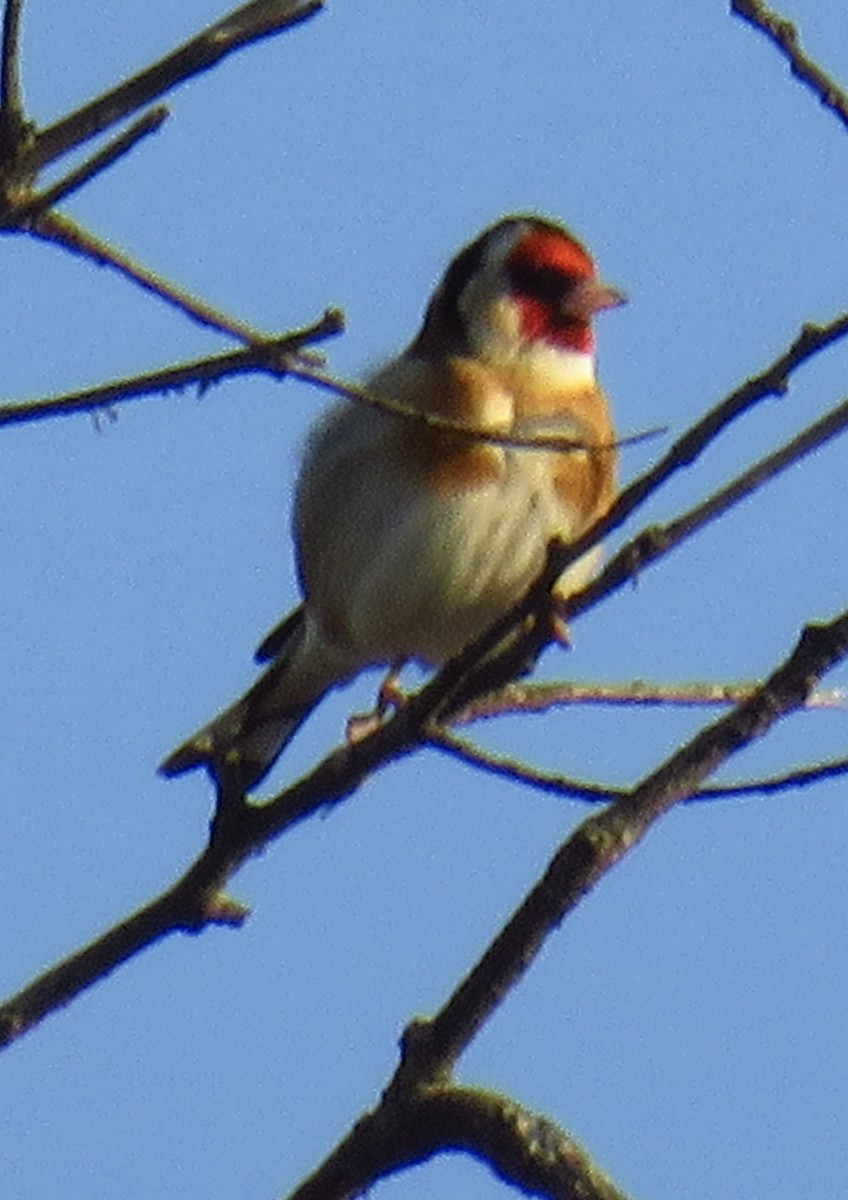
160, 213, 625, 793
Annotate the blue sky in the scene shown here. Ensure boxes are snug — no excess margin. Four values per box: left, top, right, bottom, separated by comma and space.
2, 2, 847, 1198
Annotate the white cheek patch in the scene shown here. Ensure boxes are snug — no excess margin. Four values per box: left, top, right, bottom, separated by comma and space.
456, 225, 525, 361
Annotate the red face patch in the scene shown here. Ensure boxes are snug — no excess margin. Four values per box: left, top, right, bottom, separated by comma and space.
507, 227, 597, 353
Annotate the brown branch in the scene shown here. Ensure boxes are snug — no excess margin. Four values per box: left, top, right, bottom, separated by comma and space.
569, 395, 848, 623
701, 754, 848, 799
0, 0, 24, 126
427, 729, 621, 803
13, 107, 169, 220
283, 612, 848, 1199
0, 309, 344, 429
0, 668, 430, 1048
23, 0, 324, 174
449, 677, 845, 725
289, 1084, 631, 1200
3, 328, 845, 1049
408, 612, 848, 1075
290, 362, 666, 456
732, 0, 848, 132
29, 211, 272, 343
436, 388, 848, 723
427, 730, 848, 806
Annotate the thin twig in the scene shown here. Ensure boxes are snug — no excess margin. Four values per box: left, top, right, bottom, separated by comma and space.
29, 211, 269, 343
0, 0, 24, 124
732, 0, 848, 132
286, 613, 848, 1200
0, 309, 344, 429
571, 397, 848, 623
290, 363, 666, 455
290, 1083, 632, 1200
701, 755, 848, 799
1, 332, 845, 1051
449, 678, 845, 725
427, 729, 621, 803
410, 612, 848, 1074
431, 385, 848, 724
14, 107, 168, 220
427, 730, 848, 805
25, 0, 324, 173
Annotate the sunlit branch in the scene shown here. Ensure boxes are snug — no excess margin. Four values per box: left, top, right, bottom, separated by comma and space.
1, 329, 846, 1059
448, 678, 845, 725
0, 0, 26, 148
15, 108, 168, 220
0, 309, 343, 429
430, 387, 848, 724
290, 362, 666, 455
427, 730, 848, 806
410, 612, 848, 1074
30, 211, 272, 344
24, 0, 324, 173
570, 397, 848, 623
732, 0, 848, 132
289, 1083, 631, 1200
284, 612, 848, 1200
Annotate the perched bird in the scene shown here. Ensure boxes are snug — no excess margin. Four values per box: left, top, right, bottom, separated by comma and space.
161, 214, 625, 792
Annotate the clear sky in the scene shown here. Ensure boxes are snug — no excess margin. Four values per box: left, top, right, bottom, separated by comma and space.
2, 2, 847, 1198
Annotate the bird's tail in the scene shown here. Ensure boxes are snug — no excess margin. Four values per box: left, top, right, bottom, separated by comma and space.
159, 607, 349, 793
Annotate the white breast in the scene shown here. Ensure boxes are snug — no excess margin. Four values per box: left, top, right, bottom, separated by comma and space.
296, 401, 596, 667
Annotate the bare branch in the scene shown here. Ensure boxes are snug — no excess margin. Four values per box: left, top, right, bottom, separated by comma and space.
732, 0, 848, 132
700, 755, 848, 799
450, 677, 845, 725
290, 362, 666, 456
14, 107, 168, 219
0, 309, 344, 430
24, 0, 324, 173
1, 331, 845, 1052
427, 729, 621, 803
289, 1084, 632, 1200
408, 612, 848, 1076
569, 396, 848, 625
29, 211, 271, 343
433, 389, 848, 725
0, 0, 25, 139
0, 844, 249, 1048
427, 731, 848, 806
282, 612, 848, 1199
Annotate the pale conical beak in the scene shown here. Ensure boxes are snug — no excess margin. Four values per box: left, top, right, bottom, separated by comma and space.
565, 278, 627, 322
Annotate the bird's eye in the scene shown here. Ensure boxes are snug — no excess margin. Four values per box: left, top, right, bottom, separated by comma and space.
507, 261, 575, 305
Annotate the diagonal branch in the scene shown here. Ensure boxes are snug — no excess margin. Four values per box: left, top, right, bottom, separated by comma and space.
283, 612, 848, 1200
0, 0, 24, 124
433, 386, 848, 724
0, 308, 344, 429
405, 611, 848, 1076
570, 395, 848, 622
732, 0, 848, 132
23, 0, 324, 173
29, 211, 275, 343
14, 106, 168, 220
427, 730, 848, 806
1, 396, 845, 1051
289, 1083, 633, 1200
289, 361, 666, 455
449, 677, 845, 725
